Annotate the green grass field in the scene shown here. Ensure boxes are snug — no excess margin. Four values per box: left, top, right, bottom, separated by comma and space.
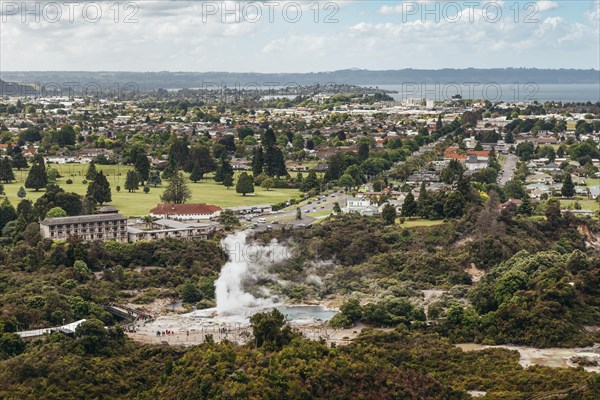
396, 218, 446, 228
560, 199, 599, 210
5, 164, 302, 217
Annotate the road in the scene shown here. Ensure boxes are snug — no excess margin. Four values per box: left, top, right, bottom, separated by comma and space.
246, 191, 349, 232
499, 154, 518, 185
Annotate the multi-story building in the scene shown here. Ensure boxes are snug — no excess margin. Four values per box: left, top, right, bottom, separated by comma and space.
40, 212, 128, 242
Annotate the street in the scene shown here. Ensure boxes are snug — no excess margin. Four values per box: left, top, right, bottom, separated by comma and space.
499, 154, 518, 185
246, 191, 349, 231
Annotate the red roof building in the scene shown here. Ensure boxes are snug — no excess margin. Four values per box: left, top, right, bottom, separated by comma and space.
149, 204, 222, 220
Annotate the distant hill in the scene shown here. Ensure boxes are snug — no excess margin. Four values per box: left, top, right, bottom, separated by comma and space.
0, 79, 38, 96
1, 69, 598, 92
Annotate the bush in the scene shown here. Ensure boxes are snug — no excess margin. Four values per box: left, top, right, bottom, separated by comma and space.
66, 179, 73, 184
82, 180, 88, 184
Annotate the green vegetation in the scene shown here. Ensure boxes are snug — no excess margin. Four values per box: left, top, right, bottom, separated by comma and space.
4, 164, 302, 216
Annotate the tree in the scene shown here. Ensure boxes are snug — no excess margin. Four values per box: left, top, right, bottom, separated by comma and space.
55, 124, 76, 146
338, 174, 355, 191
85, 161, 98, 181
516, 142, 535, 161
143, 185, 150, 194
339, 298, 363, 325
25, 161, 47, 191
251, 146, 264, 176
223, 172, 234, 189
214, 155, 233, 183
300, 171, 320, 192
134, 154, 150, 184
46, 206, 67, 218
417, 183, 431, 218
517, 194, 534, 216
47, 167, 60, 184
160, 170, 191, 204
86, 171, 111, 205
444, 191, 466, 219
401, 192, 418, 217
218, 209, 240, 230
148, 170, 162, 187
180, 281, 201, 303
249, 309, 294, 349
504, 180, 526, 199
0, 198, 17, 231
190, 161, 203, 183
75, 319, 108, 355
236, 172, 254, 196
382, 204, 397, 225
12, 153, 27, 170
296, 207, 302, 220
545, 198, 562, 225
17, 186, 26, 199
333, 202, 342, 213
0, 157, 15, 183
261, 178, 274, 191
561, 174, 575, 198
124, 170, 140, 192
358, 142, 370, 162
505, 131, 515, 144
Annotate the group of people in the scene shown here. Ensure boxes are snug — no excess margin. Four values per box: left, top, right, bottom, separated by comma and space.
156, 329, 176, 336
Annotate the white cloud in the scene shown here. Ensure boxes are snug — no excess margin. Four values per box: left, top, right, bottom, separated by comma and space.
536, 1, 559, 12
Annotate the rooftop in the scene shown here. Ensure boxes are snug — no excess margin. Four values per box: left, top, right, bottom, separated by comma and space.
41, 213, 126, 226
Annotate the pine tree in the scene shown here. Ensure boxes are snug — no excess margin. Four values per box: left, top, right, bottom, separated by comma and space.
401, 192, 418, 217
85, 161, 98, 181
417, 182, 431, 219
382, 204, 397, 225
160, 170, 191, 204
17, 186, 26, 199
134, 154, 150, 184
25, 161, 47, 191
12, 153, 28, 170
223, 172, 234, 189
561, 174, 575, 198
0, 157, 15, 183
86, 171, 111, 205
124, 170, 140, 192
252, 146, 264, 176
190, 161, 203, 183
236, 172, 254, 196
148, 170, 162, 187
517, 194, 534, 216
214, 156, 233, 183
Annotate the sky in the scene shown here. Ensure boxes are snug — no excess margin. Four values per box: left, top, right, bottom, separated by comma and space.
1, 0, 599, 72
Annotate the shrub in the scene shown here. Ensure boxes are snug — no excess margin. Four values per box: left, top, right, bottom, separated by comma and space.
66, 179, 73, 184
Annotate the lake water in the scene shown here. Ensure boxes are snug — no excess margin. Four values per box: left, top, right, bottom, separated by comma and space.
365, 83, 600, 103
278, 305, 337, 322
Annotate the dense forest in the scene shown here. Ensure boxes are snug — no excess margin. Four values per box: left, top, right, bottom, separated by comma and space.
1, 321, 598, 399
0, 192, 599, 398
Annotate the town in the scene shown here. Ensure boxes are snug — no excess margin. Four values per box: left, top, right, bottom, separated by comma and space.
0, 89, 597, 244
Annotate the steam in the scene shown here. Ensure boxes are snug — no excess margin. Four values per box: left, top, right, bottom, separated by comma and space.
215, 231, 290, 315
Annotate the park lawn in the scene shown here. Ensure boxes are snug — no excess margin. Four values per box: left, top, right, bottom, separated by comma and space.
560, 199, 599, 210
397, 218, 446, 228
5, 165, 302, 217
585, 178, 600, 187
308, 209, 333, 219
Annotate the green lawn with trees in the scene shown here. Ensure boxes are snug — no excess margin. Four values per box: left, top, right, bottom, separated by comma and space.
3, 164, 302, 217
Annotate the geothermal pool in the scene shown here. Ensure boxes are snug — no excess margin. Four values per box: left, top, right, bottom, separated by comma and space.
128, 231, 338, 345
